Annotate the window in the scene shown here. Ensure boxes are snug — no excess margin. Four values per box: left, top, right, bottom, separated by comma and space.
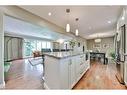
41, 41, 47, 48
24, 39, 36, 57
46, 42, 51, 48
30, 40, 36, 51
24, 39, 52, 57
37, 41, 42, 51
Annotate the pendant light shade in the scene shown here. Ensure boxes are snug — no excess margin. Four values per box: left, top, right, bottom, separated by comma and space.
66, 9, 70, 32
94, 34, 101, 43
66, 23, 70, 32
75, 18, 79, 36
75, 29, 79, 36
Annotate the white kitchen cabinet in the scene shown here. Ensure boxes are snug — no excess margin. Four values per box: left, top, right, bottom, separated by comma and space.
44, 52, 90, 89
45, 56, 71, 89
60, 58, 70, 89
75, 54, 86, 80
69, 56, 76, 88
44, 56, 61, 89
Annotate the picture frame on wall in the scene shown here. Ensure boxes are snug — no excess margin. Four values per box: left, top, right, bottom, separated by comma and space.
103, 44, 109, 48
93, 43, 101, 48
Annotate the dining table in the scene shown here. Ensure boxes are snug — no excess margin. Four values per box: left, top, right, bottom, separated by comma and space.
90, 52, 106, 64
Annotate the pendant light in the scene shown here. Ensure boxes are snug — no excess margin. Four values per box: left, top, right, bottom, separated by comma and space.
66, 9, 70, 32
75, 18, 79, 36
66, 24, 70, 32
75, 29, 79, 36
95, 38, 101, 43
94, 34, 101, 43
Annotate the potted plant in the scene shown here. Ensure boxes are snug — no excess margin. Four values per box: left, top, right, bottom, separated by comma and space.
110, 51, 115, 60
69, 40, 76, 50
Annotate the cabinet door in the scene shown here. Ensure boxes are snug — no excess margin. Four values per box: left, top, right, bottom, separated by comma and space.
80, 54, 85, 63
75, 55, 80, 80
60, 58, 70, 89
69, 57, 76, 88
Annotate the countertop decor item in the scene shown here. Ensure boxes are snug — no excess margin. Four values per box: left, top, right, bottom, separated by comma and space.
110, 51, 115, 60
69, 40, 76, 49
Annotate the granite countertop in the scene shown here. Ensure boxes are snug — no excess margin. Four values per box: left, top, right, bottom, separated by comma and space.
43, 52, 85, 59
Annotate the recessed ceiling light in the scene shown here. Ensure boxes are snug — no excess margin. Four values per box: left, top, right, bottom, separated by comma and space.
108, 21, 111, 24
48, 12, 52, 16
121, 16, 125, 20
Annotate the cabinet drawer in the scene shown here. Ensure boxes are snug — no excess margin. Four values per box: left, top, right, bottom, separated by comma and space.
76, 66, 86, 81
76, 55, 85, 66
76, 63, 84, 74
79, 55, 85, 63
80, 62, 86, 70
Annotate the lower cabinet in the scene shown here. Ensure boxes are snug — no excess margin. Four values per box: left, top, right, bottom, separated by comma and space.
44, 53, 90, 89
68, 54, 90, 89
60, 58, 70, 89
69, 56, 77, 88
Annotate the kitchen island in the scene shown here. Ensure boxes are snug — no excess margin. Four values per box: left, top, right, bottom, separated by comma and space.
44, 52, 90, 89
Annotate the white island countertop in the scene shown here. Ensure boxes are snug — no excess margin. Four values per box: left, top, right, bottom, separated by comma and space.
43, 51, 86, 59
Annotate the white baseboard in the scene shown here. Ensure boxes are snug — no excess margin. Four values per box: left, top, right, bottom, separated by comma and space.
44, 82, 50, 89
0, 81, 5, 89
124, 81, 127, 86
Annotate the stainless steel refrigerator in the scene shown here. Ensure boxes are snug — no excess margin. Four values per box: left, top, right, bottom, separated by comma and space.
116, 24, 126, 84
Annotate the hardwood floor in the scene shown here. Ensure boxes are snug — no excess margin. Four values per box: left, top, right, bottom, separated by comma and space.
73, 61, 126, 89
4, 58, 44, 89
4, 59, 126, 89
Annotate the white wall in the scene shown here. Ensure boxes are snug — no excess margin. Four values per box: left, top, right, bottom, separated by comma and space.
73, 37, 87, 53
0, 9, 5, 88
87, 37, 114, 53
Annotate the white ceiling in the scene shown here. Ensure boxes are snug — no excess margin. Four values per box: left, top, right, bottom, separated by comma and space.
19, 6, 122, 39
4, 16, 71, 41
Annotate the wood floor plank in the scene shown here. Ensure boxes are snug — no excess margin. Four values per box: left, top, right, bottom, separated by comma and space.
4, 59, 44, 89
73, 61, 126, 89
4, 59, 127, 89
